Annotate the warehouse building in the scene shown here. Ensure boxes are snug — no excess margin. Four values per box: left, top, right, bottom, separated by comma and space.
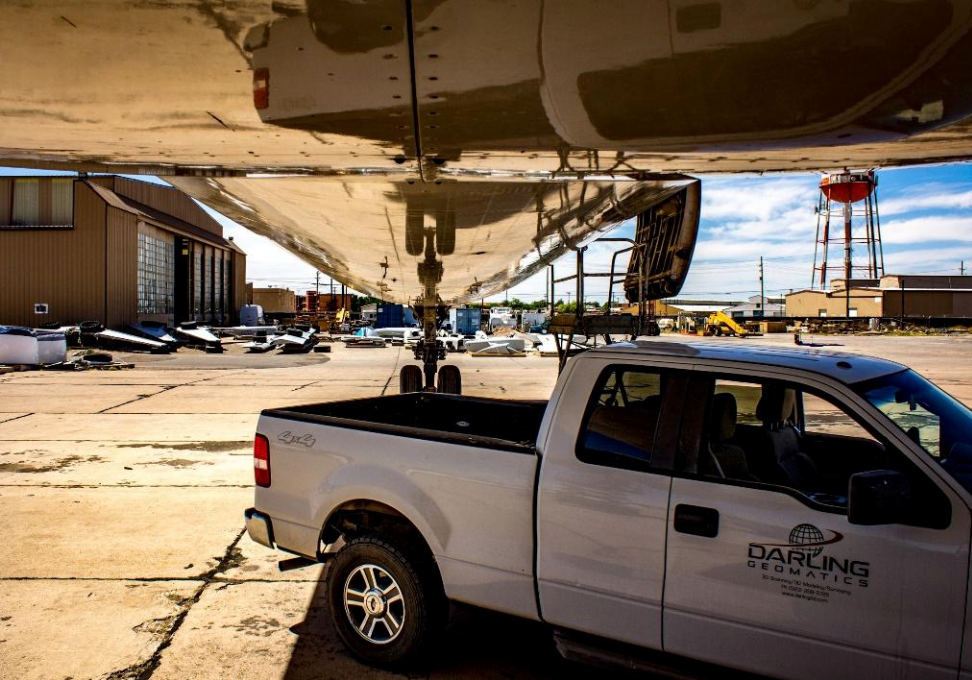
0, 175, 246, 328
248, 286, 297, 315
724, 295, 786, 319
786, 275, 972, 319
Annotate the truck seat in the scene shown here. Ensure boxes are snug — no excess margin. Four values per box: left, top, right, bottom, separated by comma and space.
750, 385, 819, 490
701, 393, 756, 481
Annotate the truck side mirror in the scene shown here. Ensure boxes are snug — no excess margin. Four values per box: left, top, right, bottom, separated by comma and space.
848, 470, 912, 525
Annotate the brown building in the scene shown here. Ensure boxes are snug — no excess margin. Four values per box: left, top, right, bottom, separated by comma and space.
786, 275, 972, 319
251, 287, 297, 314
0, 175, 246, 328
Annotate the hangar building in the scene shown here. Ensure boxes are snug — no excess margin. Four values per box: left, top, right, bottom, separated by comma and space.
0, 175, 246, 328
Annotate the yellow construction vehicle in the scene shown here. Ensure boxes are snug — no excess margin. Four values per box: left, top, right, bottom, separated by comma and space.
699, 311, 761, 337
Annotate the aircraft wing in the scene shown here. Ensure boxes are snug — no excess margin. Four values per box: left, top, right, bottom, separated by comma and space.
3, 1, 972, 302
167, 175, 699, 305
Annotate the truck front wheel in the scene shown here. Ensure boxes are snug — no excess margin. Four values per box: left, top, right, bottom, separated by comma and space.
327, 536, 446, 669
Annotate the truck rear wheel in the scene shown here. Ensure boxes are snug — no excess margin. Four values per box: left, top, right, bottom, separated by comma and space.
327, 537, 446, 669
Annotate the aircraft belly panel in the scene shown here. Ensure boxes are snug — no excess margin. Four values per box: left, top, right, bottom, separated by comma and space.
2, 1, 972, 176
169, 175, 700, 305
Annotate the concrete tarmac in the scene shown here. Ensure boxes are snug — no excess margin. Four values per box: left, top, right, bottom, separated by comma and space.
1, 334, 971, 679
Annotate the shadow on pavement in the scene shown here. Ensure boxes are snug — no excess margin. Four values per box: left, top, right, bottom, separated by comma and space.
283, 574, 614, 679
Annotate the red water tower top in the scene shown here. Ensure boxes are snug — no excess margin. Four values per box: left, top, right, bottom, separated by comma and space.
820, 170, 876, 204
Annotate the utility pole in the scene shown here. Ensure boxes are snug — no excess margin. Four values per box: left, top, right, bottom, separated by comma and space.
962, 261, 966, 275
315, 271, 320, 315
759, 257, 765, 318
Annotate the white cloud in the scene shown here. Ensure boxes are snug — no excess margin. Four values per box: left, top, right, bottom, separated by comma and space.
210, 212, 325, 292
701, 176, 818, 222
881, 215, 972, 244
878, 188, 972, 216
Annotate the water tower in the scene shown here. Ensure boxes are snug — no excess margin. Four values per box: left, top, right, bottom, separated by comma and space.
811, 170, 884, 289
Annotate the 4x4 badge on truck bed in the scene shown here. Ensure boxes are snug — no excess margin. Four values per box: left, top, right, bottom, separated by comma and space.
278, 431, 317, 447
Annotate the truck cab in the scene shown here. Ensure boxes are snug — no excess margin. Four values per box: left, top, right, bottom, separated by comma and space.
538, 342, 972, 679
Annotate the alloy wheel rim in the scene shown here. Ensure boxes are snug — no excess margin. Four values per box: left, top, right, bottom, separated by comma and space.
343, 563, 406, 644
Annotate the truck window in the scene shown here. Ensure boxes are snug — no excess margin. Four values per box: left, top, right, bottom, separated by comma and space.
576, 367, 665, 471
856, 369, 972, 495
689, 375, 949, 527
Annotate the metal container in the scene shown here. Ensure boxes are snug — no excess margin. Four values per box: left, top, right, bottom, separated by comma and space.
0, 326, 39, 365
449, 307, 482, 335
375, 304, 405, 329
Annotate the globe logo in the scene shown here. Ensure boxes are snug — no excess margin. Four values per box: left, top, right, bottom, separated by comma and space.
788, 524, 826, 557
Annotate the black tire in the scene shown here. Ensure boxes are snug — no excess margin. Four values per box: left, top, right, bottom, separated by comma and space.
435, 212, 455, 256
437, 365, 461, 394
327, 537, 447, 670
405, 213, 424, 257
399, 365, 422, 393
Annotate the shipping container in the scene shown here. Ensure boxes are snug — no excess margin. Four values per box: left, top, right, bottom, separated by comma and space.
375, 303, 405, 329
449, 307, 482, 335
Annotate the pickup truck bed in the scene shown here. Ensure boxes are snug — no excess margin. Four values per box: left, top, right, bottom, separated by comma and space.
255, 393, 548, 620
264, 393, 547, 452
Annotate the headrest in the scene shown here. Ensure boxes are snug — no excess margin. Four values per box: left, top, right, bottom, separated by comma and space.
710, 393, 737, 444
755, 384, 796, 424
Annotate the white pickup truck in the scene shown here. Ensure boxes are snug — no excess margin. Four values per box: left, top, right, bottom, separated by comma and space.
245, 341, 972, 679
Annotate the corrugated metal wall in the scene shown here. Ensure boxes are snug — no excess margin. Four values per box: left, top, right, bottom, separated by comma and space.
785, 290, 884, 317
231, 250, 247, 322
0, 180, 11, 224
0, 180, 108, 326
106, 207, 138, 328
1, 176, 245, 328
112, 177, 224, 237
882, 291, 971, 318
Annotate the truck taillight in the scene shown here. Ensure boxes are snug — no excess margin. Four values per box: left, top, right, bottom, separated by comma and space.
254, 434, 270, 487
253, 67, 270, 110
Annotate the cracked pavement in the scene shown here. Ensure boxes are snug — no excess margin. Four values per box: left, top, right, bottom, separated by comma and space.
0, 341, 569, 679
3, 334, 972, 679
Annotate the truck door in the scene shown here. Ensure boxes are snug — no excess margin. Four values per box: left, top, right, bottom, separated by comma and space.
663, 371, 969, 680
536, 359, 688, 650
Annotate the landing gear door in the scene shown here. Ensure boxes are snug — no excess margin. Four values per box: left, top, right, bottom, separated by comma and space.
662, 373, 969, 679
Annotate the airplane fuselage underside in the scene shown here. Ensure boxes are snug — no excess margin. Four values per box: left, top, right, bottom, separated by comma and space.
3, 1, 972, 305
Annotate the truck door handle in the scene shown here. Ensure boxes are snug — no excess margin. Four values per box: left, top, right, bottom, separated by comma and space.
673, 504, 719, 538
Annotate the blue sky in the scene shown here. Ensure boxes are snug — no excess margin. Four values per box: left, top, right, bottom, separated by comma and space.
503, 162, 972, 304
5, 163, 972, 303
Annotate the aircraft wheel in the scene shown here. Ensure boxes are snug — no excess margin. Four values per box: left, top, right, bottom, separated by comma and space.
405, 214, 424, 257
437, 365, 461, 395
399, 365, 422, 393
435, 212, 455, 256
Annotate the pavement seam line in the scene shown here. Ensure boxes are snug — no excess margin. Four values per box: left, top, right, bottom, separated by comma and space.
103, 527, 248, 680
0, 576, 321, 584
0, 413, 34, 425
380, 346, 403, 396
0, 484, 251, 488
97, 385, 178, 414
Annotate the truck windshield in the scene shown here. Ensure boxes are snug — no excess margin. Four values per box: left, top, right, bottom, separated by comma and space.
855, 369, 972, 494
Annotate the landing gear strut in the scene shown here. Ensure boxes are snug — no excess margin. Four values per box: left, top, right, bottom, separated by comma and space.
399, 220, 461, 395
412, 304, 446, 390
